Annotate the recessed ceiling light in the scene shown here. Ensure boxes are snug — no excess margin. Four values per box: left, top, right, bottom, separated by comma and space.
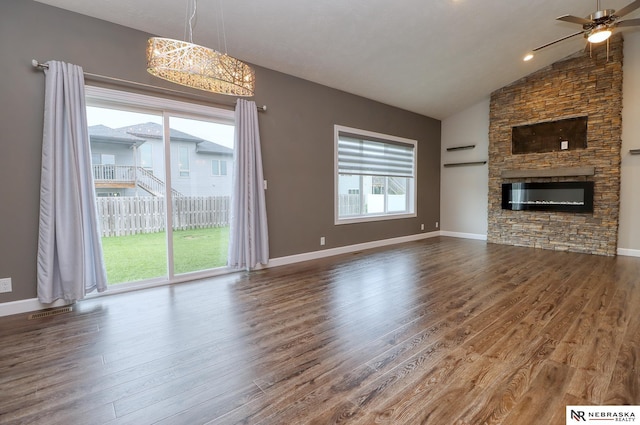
523, 53, 534, 62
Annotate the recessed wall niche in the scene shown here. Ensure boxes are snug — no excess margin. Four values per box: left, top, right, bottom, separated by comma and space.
512, 116, 587, 154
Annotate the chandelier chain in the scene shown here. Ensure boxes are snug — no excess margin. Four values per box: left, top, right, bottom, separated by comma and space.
188, 0, 197, 44
219, 0, 228, 54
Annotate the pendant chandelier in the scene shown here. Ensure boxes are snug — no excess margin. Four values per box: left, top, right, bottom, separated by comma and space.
147, 0, 255, 96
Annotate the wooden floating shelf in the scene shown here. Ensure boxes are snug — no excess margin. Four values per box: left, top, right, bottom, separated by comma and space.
444, 161, 487, 167
630, 149, 640, 155
501, 166, 595, 178
446, 144, 476, 152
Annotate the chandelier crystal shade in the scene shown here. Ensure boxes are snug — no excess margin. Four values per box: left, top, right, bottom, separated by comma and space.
147, 37, 255, 96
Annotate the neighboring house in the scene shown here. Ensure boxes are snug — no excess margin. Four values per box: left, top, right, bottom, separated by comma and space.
88, 123, 234, 198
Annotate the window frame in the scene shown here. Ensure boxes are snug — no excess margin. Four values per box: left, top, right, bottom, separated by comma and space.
334, 125, 417, 225
85, 86, 235, 127
84, 86, 236, 290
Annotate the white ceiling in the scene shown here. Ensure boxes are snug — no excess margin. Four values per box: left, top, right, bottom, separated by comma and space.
34, 0, 639, 120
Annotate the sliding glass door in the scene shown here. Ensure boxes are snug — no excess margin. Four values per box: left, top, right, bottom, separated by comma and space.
168, 116, 234, 276
85, 87, 235, 286
87, 106, 169, 284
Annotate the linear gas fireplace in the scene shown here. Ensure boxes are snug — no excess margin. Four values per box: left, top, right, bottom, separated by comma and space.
502, 181, 594, 213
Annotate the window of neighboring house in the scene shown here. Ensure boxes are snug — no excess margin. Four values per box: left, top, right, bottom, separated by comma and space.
139, 143, 152, 170
92, 153, 116, 180
179, 146, 190, 177
92, 153, 115, 165
335, 125, 417, 224
211, 159, 228, 176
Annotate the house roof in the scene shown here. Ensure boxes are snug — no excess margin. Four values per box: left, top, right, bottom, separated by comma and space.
117, 122, 204, 142
196, 141, 233, 156
90, 122, 233, 155
88, 124, 146, 146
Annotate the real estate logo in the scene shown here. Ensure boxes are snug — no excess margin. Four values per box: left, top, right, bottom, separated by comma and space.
567, 406, 638, 423
570, 409, 586, 421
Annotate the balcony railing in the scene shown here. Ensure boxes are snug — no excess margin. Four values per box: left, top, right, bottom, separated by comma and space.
93, 164, 134, 182
93, 165, 183, 197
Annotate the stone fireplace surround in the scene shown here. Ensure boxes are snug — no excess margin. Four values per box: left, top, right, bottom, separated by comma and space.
487, 35, 623, 256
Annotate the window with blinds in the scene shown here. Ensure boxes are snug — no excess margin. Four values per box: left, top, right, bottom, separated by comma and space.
335, 125, 417, 224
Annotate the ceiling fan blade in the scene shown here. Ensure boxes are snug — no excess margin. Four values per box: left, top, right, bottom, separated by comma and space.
556, 14, 592, 25
616, 18, 640, 27
532, 30, 585, 52
614, 0, 640, 17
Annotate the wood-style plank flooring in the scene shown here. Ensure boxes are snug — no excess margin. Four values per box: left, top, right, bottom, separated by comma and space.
1, 237, 640, 424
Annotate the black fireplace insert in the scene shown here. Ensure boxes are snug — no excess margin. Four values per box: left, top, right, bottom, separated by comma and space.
502, 181, 594, 213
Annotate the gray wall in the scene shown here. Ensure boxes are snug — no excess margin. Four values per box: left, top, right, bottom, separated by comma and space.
0, 0, 441, 303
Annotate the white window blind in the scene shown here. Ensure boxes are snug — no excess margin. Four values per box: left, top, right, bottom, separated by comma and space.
337, 135, 415, 178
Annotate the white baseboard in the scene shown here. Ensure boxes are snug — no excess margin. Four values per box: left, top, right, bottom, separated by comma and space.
0, 298, 71, 318
5, 233, 633, 317
439, 231, 488, 241
264, 231, 440, 268
0, 232, 440, 317
617, 248, 640, 257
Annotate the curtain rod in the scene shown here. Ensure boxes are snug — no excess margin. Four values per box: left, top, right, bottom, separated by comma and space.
31, 60, 266, 112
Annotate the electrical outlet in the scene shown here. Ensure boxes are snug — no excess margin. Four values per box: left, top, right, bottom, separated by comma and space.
436, 221, 439, 228
0, 278, 12, 293
421, 224, 425, 231
320, 236, 326, 246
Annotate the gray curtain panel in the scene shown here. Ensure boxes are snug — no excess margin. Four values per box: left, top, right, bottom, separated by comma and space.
228, 99, 269, 270
37, 61, 108, 303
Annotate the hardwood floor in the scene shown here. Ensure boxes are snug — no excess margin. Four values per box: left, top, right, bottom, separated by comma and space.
1, 237, 639, 424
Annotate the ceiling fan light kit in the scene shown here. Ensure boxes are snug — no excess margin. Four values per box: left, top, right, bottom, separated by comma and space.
587, 27, 612, 43
524, 0, 640, 60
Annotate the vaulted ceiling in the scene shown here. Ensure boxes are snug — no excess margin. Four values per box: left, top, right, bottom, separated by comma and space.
34, 0, 639, 120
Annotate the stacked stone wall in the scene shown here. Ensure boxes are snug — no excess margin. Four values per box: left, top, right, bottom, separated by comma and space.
487, 35, 623, 256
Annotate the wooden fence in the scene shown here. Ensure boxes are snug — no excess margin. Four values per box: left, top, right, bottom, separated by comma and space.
95, 196, 230, 237
339, 194, 361, 216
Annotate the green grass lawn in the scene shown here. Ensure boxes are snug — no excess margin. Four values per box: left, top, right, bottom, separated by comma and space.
101, 227, 229, 285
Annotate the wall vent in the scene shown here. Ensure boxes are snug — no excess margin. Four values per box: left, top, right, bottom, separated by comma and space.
28, 306, 73, 320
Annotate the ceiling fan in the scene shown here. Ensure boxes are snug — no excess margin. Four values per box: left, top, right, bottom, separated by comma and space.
525, 0, 640, 60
